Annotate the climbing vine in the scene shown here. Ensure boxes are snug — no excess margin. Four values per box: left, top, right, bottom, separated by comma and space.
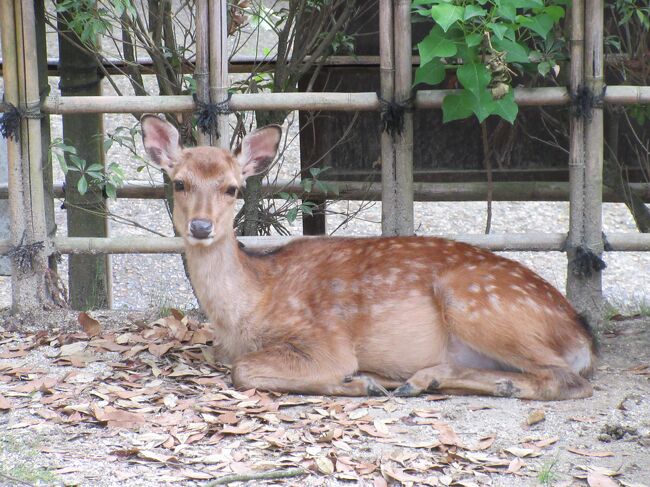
413, 0, 569, 123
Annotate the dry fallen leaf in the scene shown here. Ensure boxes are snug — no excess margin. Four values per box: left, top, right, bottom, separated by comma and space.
588, 472, 620, 487
475, 434, 496, 450
527, 409, 545, 426
507, 457, 525, 473
0, 394, 11, 410
381, 466, 421, 483
504, 447, 541, 458
567, 447, 615, 458
78, 312, 102, 337
373, 477, 388, 487
315, 456, 335, 475
431, 421, 464, 448
534, 436, 560, 448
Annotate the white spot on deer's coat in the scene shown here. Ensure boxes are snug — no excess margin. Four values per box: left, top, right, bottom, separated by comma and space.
468, 283, 481, 294
509, 284, 525, 293
488, 294, 502, 311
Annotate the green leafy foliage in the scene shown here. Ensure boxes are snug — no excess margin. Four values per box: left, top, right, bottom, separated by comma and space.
50, 137, 125, 198
55, 0, 136, 48
277, 167, 338, 224
413, 0, 569, 124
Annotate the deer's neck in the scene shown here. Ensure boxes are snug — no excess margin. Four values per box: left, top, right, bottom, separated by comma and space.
185, 235, 263, 334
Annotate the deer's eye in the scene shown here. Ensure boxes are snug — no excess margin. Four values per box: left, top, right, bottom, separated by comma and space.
225, 185, 238, 197
173, 180, 185, 192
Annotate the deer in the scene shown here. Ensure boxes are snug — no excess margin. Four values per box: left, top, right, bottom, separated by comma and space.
140, 114, 597, 401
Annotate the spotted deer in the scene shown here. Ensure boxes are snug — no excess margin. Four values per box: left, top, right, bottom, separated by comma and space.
141, 114, 597, 400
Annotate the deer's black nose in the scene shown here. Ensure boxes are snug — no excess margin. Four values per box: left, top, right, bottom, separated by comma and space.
189, 219, 213, 239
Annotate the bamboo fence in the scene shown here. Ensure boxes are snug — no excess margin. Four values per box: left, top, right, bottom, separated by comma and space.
2, 86, 648, 115
0, 0, 649, 315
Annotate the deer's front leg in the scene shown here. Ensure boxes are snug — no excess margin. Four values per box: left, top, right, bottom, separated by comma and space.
231, 344, 398, 396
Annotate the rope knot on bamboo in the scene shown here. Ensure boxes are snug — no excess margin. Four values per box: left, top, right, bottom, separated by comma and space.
571, 246, 607, 278
194, 93, 232, 138
570, 84, 606, 121
377, 92, 414, 138
8, 234, 45, 273
0, 99, 43, 140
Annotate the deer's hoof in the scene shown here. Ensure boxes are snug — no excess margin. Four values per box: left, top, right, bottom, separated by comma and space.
393, 382, 420, 397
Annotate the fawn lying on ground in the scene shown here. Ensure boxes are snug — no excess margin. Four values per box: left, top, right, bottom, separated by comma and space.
141, 115, 597, 400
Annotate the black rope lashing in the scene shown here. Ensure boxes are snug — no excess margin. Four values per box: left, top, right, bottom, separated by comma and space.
0, 99, 44, 140
193, 92, 232, 138
377, 92, 414, 138
8, 234, 45, 273
572, 246, 607, 278
570, 84, 606, 121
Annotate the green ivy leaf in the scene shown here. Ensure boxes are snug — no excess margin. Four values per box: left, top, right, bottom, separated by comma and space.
456, 62, 491, 99
430, 4, 464, 32
467, 89, 497, 123
418, 26, 457, 62
286, 207, 298, 223
414, 58, 446, 86
491, 90, 519, 123
486, 22, 508, 40
464, 33, 482, 48
77, 176, 88, 195
496, 1, 516, 21
492, 38, 530, 63
442, 92, 474, 123
463, 5, 487, 20
538, 60, 552, 76
301, 178, 313, 192
543, 6, 565, 22
516, 13, 554, 38
105, 184, 117, 200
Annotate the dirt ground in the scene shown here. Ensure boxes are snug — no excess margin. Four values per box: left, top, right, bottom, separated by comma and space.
0, 310, 649, 487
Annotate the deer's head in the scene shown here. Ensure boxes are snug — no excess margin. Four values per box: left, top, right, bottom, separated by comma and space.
141, 115, 282, 246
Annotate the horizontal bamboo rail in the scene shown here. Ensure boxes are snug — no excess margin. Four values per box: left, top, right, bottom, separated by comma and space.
2, 86, 647, 114
2, 180, 649, 202
1, 233, 649, 255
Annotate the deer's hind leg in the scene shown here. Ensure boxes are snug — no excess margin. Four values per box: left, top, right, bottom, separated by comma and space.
231, 339, 402, 396
394, 363, 593, 400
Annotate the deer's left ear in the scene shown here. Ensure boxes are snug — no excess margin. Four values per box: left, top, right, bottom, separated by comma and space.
235, 125, 282, 180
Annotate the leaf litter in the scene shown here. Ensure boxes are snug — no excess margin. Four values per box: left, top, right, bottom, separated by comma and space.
0, 312, 649, 486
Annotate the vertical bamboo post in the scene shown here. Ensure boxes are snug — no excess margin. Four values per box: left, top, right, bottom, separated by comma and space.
393, 0, 414, 235
195, 0, 211, 146
379, 0, 398, 235
1, 0, 28, 311
582, 0, 605, 323
566, 1, 586, 304
9, 0, 51, 310
209, 0, 230, 149
17, 0, 48, 249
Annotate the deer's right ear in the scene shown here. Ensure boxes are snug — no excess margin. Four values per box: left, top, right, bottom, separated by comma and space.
141, 115, 181, 173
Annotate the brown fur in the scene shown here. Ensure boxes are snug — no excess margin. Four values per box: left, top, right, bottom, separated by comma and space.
141, 115, 597, 400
